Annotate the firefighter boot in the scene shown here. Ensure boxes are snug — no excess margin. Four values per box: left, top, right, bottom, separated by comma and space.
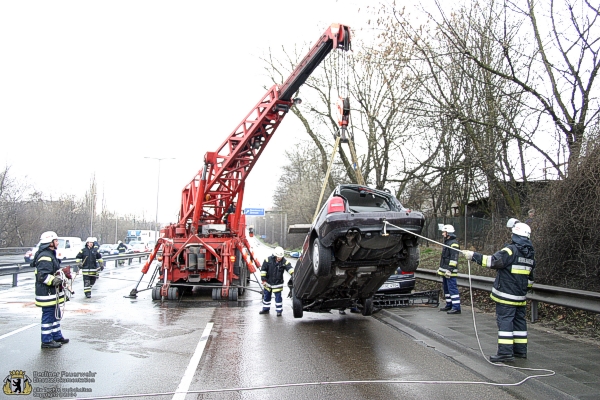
490, 354, 514, 363
259, 310, 269, 315
277, 312, 282, 317
41, 341, 62, 349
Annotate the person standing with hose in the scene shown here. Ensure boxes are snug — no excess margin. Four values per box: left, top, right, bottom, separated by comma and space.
437, 224, 461, 314
76, 237, 104, 298
34, 231, 70, 349
259, 246, 294, 316
463, 219, 535, 362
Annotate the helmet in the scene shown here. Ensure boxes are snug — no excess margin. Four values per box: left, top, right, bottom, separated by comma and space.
274, 246, 285, 258
118, 240, 122, 244
438, 224, 455, 233
86, 237, 95, 243
40, 231, 58, 244
512, 222, 531, 238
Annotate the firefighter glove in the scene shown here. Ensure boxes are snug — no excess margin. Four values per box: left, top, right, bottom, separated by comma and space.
462, 250, 474, 260
444, 270, 452, 279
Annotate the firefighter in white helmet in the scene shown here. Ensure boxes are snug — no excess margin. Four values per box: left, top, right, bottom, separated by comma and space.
259, 246, 294, 316
76, 237, 104, 298
463, 219, 535, 362
437, 224, 461, 314
34, 231, 70, 348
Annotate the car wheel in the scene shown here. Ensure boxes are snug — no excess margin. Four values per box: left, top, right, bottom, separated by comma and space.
312, 238, 332, 277
398, 245, 420, 273
361, 297, 374, 316
292, 290, 303, 319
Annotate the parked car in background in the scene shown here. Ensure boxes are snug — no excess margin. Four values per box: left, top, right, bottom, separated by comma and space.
99, 244, 119, 255
289, 251, 302, 258
291, 184, 424, 318
129, 243, 150, 253
24, 248, 35, 263
23, 237, 83, 262
376, 267, 416, 295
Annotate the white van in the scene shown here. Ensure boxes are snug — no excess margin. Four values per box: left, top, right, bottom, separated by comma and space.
29, 237, 84, 261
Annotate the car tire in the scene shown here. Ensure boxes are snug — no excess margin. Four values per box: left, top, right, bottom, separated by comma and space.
312, 238, 332, 277
361, 297, 374, 316
292, 290, 303, 319
398, 245, 420, 273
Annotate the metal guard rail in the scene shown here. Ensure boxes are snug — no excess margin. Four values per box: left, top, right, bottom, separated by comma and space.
0, 253, 150, 287
415, 269, 600, 321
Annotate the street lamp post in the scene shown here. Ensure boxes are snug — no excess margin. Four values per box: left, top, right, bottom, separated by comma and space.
145, 157, 175, 244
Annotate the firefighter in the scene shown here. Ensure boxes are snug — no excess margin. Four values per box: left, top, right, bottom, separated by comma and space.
116, 240, 127, 266
76, 237, 104, 298
34, 231, 70, 348
437, 224, 461, 314
463, 219, 535, 362
259, 246, 294, 316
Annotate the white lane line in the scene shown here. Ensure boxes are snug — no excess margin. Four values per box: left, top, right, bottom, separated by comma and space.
0, 323, 38, 340
172, 322, 214, 400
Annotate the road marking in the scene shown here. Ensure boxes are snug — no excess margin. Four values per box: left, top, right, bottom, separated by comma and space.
0, 323, 38, 340
172, 322, 214, 400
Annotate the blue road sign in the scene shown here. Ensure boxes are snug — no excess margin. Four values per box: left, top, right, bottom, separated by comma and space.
244, 208, 265, 216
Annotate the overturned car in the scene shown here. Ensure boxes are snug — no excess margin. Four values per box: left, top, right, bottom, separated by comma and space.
290, 184, 425, 318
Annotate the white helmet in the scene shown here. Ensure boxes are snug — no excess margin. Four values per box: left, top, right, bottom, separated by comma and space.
40, 231, 58, 244
274, 246, 285, 257
438, 224, 455, 233
512, 222, 531, 238
86, 237, 95, 243
118, 240, 122, 244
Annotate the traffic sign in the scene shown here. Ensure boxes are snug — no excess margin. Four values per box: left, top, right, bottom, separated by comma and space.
244, 208, 265, 216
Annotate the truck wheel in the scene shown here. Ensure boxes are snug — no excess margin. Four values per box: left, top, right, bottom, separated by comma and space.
151, 286, 161, 300
167, 287, 179, 300
312, 238, 332, 277
362, 297, 374, 316
211, 288, 221, 300
229, 287, 238, 301
398, 246, 420, 273
292, 290, 303, 319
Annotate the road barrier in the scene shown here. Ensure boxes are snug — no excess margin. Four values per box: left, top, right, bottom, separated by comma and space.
415, 269, 600, 322
0, 253, 150, 287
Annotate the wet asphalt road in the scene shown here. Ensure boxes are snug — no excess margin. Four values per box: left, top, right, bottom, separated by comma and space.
0, 241, 519, 400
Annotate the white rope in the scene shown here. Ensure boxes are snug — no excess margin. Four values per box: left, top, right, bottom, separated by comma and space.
54, 267, 78, 321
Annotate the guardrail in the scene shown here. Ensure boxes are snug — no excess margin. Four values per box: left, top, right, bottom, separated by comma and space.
0, 247, 32, 256
415, 269, 600, 322
0, 253, 151, 287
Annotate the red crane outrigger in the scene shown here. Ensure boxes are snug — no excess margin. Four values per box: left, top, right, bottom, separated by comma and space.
129, 23, 352, 300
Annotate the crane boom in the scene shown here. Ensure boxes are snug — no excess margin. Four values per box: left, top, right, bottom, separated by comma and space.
131, 23, 352, 301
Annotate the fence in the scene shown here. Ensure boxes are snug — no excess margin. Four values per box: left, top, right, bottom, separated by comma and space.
422, 216, 492, 250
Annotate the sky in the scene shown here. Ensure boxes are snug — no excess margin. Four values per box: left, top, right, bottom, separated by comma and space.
0, 0, 383, 225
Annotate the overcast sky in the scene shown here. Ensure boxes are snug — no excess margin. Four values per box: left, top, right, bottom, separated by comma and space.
0, 0, 386, 224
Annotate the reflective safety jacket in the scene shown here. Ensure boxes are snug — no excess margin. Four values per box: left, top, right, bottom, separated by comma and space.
34, 244, 65, 307
437, 234, 460, 277
76, 246, 103, 276
260, 255, 294, 292
472, 234, 535, 306
116, 243, 127, 253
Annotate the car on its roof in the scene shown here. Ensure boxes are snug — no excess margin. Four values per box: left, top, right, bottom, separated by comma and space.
290, 184, 424, 318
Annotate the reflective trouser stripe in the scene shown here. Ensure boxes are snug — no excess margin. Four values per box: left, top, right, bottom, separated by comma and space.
443, 276, 461, 310
262, 290, 283, 312
496, 303, 527, 356
41, 306, 63, 343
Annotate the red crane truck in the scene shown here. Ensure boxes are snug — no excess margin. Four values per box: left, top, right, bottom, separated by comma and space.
129, 23, 352, 301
